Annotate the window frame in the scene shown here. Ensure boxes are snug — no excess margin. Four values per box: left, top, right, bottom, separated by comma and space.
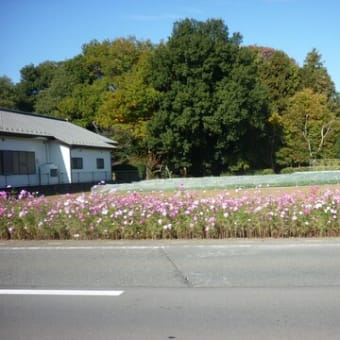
71, 157, 83, 170
0, 150, 36, 175
96, 158, 104, 169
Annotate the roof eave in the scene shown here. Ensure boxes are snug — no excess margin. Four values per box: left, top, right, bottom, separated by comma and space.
69, 143, 117, 150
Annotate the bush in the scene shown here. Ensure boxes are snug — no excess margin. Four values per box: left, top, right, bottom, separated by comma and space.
254, 168, 275, 175
280, 167, 295, 174
112, 163, 141, 183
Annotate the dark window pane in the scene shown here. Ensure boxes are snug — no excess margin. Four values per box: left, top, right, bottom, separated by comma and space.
71, 157, 83, 169
96, 158, 104, 169
0, 150, 35, 175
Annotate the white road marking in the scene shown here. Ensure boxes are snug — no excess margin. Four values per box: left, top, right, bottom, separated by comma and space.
0, 246, 162, 250
0, 289, 124, 296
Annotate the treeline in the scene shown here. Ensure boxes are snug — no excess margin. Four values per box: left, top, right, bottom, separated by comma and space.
1, 18, 339, 176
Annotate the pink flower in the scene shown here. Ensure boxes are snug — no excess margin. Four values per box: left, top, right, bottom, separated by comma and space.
208, 217, 216, 226
18, 190, 30, 200
304, 208, 310, 215
0, 191, 7, 200
19, 210, 27, 218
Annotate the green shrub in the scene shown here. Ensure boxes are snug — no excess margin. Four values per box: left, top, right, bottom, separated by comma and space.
255, 169, 275, 175
280, 167, 295, 174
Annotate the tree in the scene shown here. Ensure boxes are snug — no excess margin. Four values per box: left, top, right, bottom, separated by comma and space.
255, 48, 301, 114
0, 76, 17, 109
277, 88, 338, 166
35, 37, 156, 163
252, 48, 301, 168
96, 43, 159, 149
211, 47, 271, 172
57, 81, 106, 127
147, 19, 270, 176
15, 61, 59, 112
300, 49, 336, 100
35, 55, 92, 118
80, 39, 161, 167
83, 37, 143, 78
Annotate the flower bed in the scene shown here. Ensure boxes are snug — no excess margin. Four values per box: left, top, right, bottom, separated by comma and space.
0, 186, 339, 240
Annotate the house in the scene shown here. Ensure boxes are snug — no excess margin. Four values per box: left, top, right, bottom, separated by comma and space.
0, 108, 116, 189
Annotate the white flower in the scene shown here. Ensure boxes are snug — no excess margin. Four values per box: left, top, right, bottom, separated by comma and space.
163, 224, 172, 230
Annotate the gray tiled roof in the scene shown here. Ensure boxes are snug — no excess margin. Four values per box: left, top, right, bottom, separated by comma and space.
0, 109, 116, 149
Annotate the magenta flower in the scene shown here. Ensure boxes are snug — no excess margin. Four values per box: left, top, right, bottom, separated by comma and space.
0, 191, 7, 200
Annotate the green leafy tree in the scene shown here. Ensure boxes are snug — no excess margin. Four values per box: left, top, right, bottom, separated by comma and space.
15, 61, 59, 112
212, 47, 271, 173
35, 56, 91, 117
0, 76, 17, 109
300, 49, 336, 100
253, 48, 301, 169
147, 18, 270, 176
57, 81, 106, 127
96, 45, 157, 129
35, 38, 143, 122
35, 37, 154, 160
95, 40, 159, 162
255, 48, 301, 114
82, 38, 142, 80
277, 88, 339, 166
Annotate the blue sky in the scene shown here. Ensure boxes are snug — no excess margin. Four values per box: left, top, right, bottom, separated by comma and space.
1, 0, 339, 91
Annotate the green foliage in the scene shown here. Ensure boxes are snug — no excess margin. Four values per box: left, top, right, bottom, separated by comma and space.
1, 19, 339, 173
255, 48, 301, 114
277, 88, 338, 166
0, 76, 17, 109
34, 56, 86, 117
147, 19, 271, 176
280, 167, 295, 174
300, 48, 336, 100
254, 168, 275, 175
96, 45, 160, 139
15, 61, 59, 112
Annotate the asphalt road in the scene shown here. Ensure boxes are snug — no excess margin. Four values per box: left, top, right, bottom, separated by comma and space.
1, 239, 340, 339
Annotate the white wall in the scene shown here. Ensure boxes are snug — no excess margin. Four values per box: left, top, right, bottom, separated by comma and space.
48, 142, 71, 183
70, 148, 112, 183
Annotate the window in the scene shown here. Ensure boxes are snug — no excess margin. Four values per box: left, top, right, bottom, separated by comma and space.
71, 157, 83, 169
0, 150, 36, 175
50, 168, 58, 177
96, 158, 104, 169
